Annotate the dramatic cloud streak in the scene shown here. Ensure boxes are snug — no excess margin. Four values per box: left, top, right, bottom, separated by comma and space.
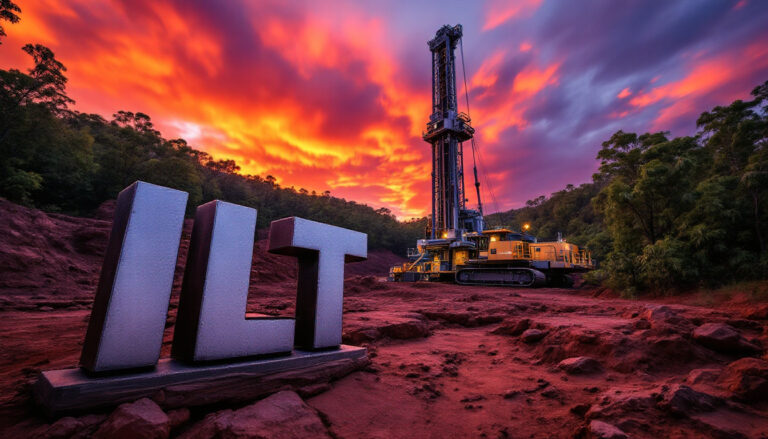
1, 0, 767, 218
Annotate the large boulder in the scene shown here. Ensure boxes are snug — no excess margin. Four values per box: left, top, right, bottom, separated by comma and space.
717, 357, 768, 402
692, 323, 760, 354
179, 391, 331, 439
93, 398, 169, 439
558, 356, 604, 375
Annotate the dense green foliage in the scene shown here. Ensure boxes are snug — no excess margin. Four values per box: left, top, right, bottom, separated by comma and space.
489, 82, 768, 294
0, 36, 426, 252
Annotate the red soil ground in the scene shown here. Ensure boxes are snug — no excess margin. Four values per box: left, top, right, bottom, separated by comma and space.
1, 198, 767, 438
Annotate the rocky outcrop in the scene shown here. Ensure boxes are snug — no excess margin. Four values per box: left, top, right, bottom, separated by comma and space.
178, 391, 330, 439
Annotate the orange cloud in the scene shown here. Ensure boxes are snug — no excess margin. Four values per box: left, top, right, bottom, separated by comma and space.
617, 88, 632, 99
519, 41, 533, 52
483, 0, 543, 31
629, 40, 768, 130
513, 63, 559, 94
476, 61, 561, 142
471, 49, 506, 88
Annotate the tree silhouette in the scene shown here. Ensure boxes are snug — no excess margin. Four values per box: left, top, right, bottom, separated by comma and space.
0, 0, 20, 44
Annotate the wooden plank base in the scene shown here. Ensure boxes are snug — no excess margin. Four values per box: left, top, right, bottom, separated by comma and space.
34, 345, 367, 416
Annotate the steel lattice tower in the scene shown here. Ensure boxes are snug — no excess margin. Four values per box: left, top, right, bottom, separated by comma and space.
424, 24, 480, 239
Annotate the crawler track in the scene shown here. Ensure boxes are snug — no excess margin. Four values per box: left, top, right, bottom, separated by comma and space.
455, 267, 546, 287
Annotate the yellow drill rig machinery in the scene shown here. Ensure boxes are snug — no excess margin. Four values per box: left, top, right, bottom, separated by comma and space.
389, 24, 594, 287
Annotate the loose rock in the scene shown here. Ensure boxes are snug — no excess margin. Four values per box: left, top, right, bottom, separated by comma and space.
179, 391, 330, 439
656, 384, 722, 416
588, 420, 627, 439
586, 389, 656, 419
692, 323, 760, 354
686, 368, 721, 385
492, 318, 530, 336
521, 328, 546, 343
167, 408, 190, 430
460, 394, 486, 403
35, 414, 106, 439
558, 357, 604, 375
570, 403, 591, 418
93, 398, 170, 439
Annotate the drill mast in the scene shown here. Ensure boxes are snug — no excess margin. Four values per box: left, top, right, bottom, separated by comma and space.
388, 25, 595, 286
424, 24, 483, 240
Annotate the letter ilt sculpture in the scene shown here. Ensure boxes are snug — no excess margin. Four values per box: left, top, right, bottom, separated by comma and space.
72, 180, 367, 381
39, 181, 368, 415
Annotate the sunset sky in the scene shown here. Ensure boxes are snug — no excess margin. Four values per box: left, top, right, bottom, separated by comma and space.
2, 0, 767, 219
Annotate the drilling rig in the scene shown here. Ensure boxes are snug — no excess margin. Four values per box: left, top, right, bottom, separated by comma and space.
389, 24, 594, 287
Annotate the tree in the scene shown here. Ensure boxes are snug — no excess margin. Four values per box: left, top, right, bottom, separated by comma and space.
112, 111, 161, 136
0, 0, 20, 44
697, 82, 768, 254
0, 45, 73, 118
0, 42, 88, 205
140, 157, 202, 211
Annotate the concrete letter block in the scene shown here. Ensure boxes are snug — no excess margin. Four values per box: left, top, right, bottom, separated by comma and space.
80, 181, 187, 373
268, 217, 367, 349
172, 201, 295, 362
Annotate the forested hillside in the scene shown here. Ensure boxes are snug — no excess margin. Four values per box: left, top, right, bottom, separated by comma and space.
0, 39, 427, 253
489, 82, 768, 293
